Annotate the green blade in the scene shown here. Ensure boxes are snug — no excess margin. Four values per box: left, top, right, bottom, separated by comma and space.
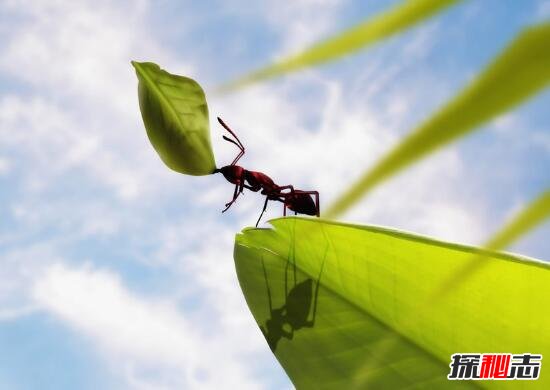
132, 61, 216, 175
325, 22, 550, 218
235, 217, 549, 389
436, 190, 550, 298
483, 190, 550, 253
218, 0, 463, 91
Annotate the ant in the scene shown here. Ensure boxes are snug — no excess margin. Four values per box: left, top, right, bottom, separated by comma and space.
259, 254, 325, 352
213, 117, 320, 227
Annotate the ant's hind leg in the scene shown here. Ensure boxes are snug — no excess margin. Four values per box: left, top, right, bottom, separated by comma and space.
315, 191, 320, 217
309, 191, 320, 217
277, 185, 294, 194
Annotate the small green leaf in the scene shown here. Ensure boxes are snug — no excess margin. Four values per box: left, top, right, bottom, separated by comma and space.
218, 0, 462, 91
325, 22, 550, 218
132, 61, 216, 175
235, 217, 549, 389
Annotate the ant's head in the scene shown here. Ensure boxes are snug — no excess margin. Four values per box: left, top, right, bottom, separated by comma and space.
215, 165, 244, 183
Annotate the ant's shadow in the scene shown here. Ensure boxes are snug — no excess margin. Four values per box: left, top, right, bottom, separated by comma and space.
259, 250, 326, 352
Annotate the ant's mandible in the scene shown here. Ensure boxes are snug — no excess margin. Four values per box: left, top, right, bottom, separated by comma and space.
212, 117, 320, 227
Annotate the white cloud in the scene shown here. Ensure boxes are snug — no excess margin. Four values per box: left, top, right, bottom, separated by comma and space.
3, 0, 544, 389
536, 0, 550, 20
0, 95, 145, 199
217, 0, 347, 59
0, 0, 194, 201
33, 263, 264, 390
0, 156, 10, 175
490, 113, 519, 135
0, 0, 177, 114
0, 305, 38, 321
0, 241, 63, 319
210, 53, 487, 244
266, 0, 346, 56
531, 131, 550, 154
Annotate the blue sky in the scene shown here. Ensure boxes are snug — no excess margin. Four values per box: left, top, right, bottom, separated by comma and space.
0, 0, 549, 389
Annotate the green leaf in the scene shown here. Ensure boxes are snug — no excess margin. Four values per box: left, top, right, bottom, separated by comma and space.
132, 61, 216, 175
235, 217, 550, 389
325, 22, 550, 218
218, 0, 463, 91
435, 189, 550, 298
482, 190, 550, 252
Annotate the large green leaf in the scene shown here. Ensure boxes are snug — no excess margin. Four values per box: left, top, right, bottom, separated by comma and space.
219, 0, 463, 91
235, 217, 549, 389
132, 61, 216, 175
325, 22, 550, 218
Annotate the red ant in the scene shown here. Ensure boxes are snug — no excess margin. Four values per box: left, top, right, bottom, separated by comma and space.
212, 117, 320, 227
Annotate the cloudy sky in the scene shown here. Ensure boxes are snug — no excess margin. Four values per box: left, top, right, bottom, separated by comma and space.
0, 0, 549, 389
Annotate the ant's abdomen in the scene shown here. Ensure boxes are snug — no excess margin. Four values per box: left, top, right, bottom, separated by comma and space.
287, 193, 317, 215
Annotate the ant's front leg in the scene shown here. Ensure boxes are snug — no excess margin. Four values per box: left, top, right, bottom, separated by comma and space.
222, 183, 240, 213
239, 178, 246, 194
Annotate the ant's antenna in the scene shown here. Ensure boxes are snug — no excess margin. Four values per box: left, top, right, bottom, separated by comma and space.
217, 117, 244, 150
222, 135, 241, 149
218, 117, 245, 165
